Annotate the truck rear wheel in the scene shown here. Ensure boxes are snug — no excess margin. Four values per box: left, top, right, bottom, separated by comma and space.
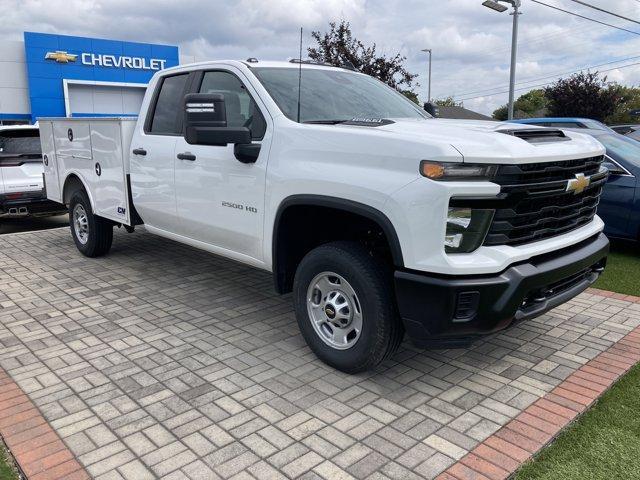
69, 190, 113, 257
293, 241, 403, 373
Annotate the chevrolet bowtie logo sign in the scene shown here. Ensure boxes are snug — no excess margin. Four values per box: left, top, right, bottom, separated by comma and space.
44, 51, 78, 63
44, 50, 166, 71
566, 173, 591, 195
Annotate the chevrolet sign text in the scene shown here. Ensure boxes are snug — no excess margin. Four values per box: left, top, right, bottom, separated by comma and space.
81, 53, 166, 70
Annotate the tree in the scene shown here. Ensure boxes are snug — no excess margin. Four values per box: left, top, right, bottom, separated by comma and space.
401, 90, 420, 105
435, 97, 462, 107
605, 85, 640, 124
544, 72, 625, 122
492, 89, 547, 121
514, 89, 548, 117
308, 20, 418, 93
492, 105, 509, 121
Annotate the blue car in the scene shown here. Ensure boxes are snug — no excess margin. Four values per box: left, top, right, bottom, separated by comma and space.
510, 118, 639, 242
511, 117, 616, 133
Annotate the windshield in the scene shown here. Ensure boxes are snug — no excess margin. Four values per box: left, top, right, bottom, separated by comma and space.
627, 130, 640, 142
597, 134, 640, 168
0, 130, 41, 155
582, 120, 615, 132
251, 67, 428, 123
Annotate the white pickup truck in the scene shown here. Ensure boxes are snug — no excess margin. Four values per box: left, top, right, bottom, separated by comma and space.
40, 60, 609, 372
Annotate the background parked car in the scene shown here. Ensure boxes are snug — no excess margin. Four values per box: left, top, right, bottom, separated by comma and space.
611, 124, 640, 141
510, 119, 639, 242
0, 125, 66, 220
512, 117, 616, 132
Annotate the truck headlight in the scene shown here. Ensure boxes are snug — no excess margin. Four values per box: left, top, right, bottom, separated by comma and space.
421, 161, 498, 180
445, 208, 494, 253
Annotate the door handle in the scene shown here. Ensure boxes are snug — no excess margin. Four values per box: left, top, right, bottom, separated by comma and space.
177, 152, 196, 161
132, 148, 147, 156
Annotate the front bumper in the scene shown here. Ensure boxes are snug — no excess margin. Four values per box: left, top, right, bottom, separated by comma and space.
0, 191, 67, 218
395, 233, 609, 348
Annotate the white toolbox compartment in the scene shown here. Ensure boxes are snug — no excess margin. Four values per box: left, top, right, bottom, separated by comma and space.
39, 117, 137, 226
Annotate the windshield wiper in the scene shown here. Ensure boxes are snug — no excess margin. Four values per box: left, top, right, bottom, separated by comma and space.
303, 119, 350, 125
303, 118, 395, 127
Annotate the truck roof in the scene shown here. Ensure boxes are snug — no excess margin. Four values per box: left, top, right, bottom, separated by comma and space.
160, 59, 356, 74
0, 124, 38, 132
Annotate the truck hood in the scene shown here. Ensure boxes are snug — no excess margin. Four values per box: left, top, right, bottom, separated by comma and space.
356, 118, 606, 164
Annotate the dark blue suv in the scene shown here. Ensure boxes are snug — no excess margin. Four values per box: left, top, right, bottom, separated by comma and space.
510, 118, 640, 241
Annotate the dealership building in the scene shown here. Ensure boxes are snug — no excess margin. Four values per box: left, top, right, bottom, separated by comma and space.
0, 32, 190, 125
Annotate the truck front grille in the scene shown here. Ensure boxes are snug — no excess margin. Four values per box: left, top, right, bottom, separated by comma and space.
451, 156, 608, 247
491, 155, 603, 185
485, 156, 607, 246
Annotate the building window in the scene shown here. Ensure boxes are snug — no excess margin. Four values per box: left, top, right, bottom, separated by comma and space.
0, 120, 30, 126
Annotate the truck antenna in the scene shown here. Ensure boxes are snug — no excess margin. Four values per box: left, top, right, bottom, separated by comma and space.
297, 27, 303, 123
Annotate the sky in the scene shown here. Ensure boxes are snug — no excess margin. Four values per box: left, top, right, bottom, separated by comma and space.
3, 0, 640, 115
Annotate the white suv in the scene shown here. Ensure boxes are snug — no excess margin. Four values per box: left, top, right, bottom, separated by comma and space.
0, 125, 66, 220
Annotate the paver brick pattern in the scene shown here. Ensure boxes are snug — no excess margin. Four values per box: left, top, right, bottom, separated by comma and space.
0, 228, 639, 479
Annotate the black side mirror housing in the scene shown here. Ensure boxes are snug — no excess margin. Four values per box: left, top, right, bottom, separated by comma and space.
184, 93, 252, 146
603, 157, 626, 176
234, 144, 261, 164
424, 102, 439, 117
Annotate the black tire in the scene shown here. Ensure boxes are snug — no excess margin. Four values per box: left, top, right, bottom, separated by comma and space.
293, 241, 403, 373
69, 189, 113, 257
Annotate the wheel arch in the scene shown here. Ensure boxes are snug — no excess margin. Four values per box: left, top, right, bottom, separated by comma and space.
62, 173, 95, 210
272, 194, 404, 294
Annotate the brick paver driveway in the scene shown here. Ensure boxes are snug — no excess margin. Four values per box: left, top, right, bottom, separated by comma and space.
1, 228, 639, 479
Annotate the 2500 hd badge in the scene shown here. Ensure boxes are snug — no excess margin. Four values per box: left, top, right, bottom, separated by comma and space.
221, 201, 257, 213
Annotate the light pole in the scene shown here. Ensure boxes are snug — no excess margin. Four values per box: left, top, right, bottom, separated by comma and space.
482, 0, 521, 120
421, 48, 432, 102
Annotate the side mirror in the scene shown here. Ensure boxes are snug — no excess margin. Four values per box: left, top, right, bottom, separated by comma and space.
603, 157, 628, 176
424, 102, 439, 117
184, 93, 251, 146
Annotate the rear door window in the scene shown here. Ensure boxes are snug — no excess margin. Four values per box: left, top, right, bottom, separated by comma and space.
148, 73, 190, 135
0, 130, 41, 155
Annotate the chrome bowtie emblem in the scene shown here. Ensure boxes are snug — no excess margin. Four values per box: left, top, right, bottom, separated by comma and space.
324, 306, 336, 319
566, 173, 590, 195
45, 51, 78, 63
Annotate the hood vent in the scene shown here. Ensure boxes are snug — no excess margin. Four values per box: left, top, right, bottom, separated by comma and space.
498, 128, 570, 144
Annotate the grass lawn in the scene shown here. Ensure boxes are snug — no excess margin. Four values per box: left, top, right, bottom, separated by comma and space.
515, 240, 640, 479
515, 363, 640, 479
594, 241, 640, 297
0, 443, 17, 480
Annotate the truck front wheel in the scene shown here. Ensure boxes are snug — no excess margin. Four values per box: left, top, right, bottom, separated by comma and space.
69, 190, 113, 257
293, 241, 403, 373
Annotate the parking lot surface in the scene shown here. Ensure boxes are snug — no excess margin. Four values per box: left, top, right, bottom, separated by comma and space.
0, 228, 639, 480
0, 215, 68, 235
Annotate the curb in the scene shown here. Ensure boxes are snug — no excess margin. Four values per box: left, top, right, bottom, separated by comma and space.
586, 287, 640, 303
0, 368, 89, 480
437, 292, 640, 480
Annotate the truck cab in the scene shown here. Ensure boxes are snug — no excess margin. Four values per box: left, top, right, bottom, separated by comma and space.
40, 60, 610, 372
